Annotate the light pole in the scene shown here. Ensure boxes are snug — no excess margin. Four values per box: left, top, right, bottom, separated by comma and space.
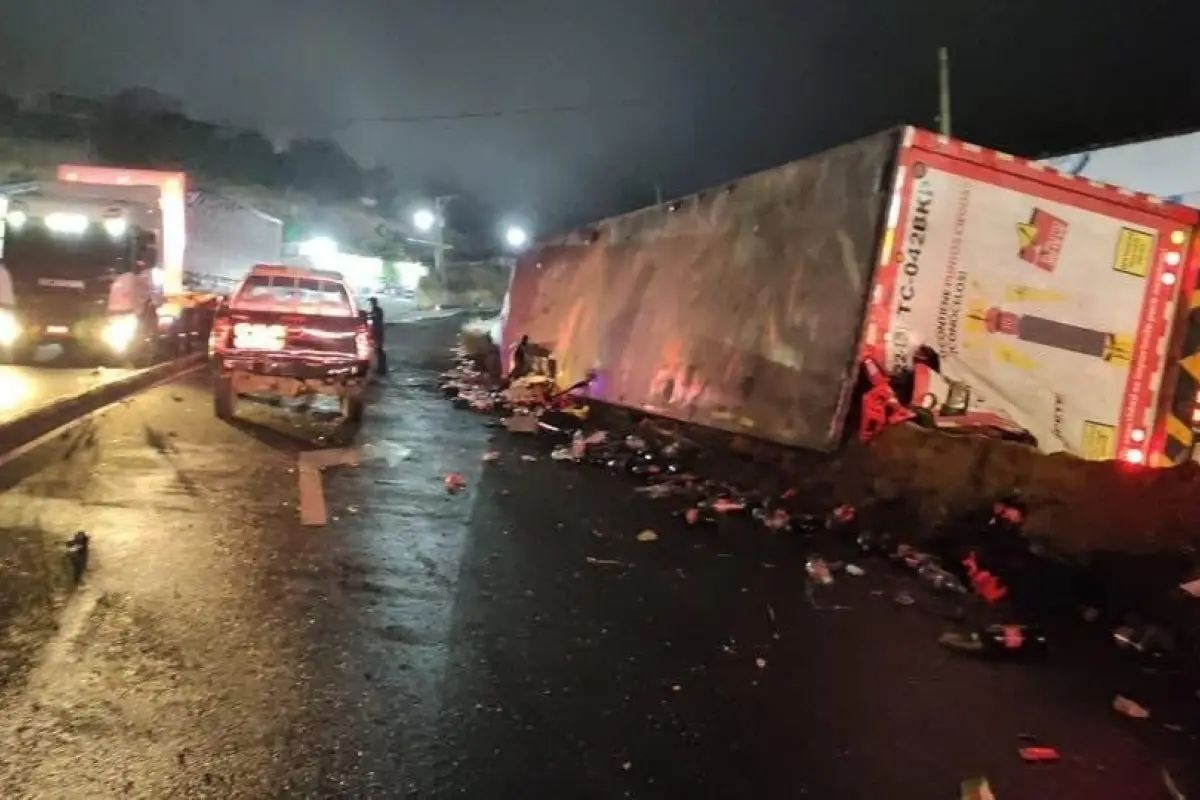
412, 195, 455, 272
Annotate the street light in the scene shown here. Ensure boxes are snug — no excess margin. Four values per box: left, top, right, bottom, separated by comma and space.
413, 197, 454, 272
299, 236, 338, 260
412, 208, 435, 232
300, 236, 338, 257
504, 225, 529, 250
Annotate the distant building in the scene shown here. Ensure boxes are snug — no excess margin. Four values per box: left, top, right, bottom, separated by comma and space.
1041, 130, 1200, 208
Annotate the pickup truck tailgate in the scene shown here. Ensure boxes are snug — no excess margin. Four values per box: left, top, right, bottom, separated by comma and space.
225, 309, 362, 358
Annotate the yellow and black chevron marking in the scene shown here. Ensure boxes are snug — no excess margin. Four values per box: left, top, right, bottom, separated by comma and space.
1159, 289, 1200, 465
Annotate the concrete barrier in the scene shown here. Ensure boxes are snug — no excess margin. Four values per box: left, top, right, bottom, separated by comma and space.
0, 354, 206, 457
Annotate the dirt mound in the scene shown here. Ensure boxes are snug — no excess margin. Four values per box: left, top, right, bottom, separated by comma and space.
826, 424, 1200, 554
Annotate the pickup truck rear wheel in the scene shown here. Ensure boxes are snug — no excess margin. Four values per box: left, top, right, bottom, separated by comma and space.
342, 393, 364, 424
214, 375, 235, 420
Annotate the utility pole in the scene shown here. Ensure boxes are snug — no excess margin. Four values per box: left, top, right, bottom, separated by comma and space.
937, 46, 952, 136
433, 194, 455, 272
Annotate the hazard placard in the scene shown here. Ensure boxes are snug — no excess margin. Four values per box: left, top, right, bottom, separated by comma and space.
1113, 227, 1154, 278
1081, 420, 1117, 460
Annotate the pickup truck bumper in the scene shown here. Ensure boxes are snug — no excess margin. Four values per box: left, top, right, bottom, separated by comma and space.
216, 354, 368, 398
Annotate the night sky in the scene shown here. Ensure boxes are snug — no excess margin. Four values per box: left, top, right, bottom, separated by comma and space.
3, 0, 1198, 235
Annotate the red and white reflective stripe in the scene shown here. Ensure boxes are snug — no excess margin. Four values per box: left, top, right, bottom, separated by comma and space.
860, 150, 913, 365
906, 129, 1198, 225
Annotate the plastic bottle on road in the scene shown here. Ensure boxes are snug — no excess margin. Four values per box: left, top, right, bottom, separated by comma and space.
571, 430, 586, 460
805, 557, 835, 585
940, 624, 1048, 658
980, 624, 1047, 654
918, 562, 968, 594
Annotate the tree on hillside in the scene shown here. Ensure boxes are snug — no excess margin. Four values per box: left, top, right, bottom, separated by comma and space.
12, 86, 395, 213
363, 165, 399, 216
215, 129, 278, 187
280, 137, 363, 201
365, 223, 412, 262
106, 87, 185, 117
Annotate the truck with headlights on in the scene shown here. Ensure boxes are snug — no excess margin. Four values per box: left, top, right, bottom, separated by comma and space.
0, 183, 163, 365
0, 165, 284, 365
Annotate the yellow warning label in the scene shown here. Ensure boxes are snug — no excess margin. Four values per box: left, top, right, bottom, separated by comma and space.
1017, 222, 1037, 250
1081, 420, 1117, 461
1113, 228, 1154, 278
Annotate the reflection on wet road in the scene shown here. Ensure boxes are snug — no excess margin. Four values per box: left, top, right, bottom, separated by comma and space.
0, 316, 1194, 798
0, 355, 136, 424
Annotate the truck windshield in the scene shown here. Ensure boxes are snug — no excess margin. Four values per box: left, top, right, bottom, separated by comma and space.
3, 226, 130, 280
233, 275, 353, 316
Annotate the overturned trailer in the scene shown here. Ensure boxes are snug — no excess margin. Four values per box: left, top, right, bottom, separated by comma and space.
503, 126, 1200, 466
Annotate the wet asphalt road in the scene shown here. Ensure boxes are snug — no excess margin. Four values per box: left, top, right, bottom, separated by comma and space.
0, 353, 136, 425
0, 315, 1197, 798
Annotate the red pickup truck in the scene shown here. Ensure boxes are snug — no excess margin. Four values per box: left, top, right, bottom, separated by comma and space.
209, 264, 372, 423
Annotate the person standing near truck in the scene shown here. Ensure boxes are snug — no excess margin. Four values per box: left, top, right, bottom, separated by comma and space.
367, 297, 388, 375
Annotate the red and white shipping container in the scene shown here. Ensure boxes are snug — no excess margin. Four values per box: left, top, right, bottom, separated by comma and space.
503, 126, 1200, 465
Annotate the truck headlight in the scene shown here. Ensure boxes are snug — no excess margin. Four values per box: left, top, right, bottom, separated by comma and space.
101, 313, 139, 352
0, 309, 18, 346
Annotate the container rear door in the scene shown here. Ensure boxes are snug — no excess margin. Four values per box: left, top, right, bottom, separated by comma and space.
861, 128, 1196, 461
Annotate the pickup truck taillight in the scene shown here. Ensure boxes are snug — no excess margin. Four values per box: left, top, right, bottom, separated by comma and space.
355, 324, 371, 361
209, 316, 232, 355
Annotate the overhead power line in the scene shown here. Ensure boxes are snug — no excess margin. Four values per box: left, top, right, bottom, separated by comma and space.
260, 96, 663, 131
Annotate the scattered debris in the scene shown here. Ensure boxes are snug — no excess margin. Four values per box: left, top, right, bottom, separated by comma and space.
1112, 624, 1175, 658
804, 581, 851, 612
1162, 767, 1185, 800
65, 531, 89, 583
444, 473, 467, 493
440, 344, 1199, 765
755, 657, 767, 669
1018, 746, 1060, 763
960, 776, 995, 800
1112, 695, 1151, 719
805, 557, 834, 585
482, 451, 501, 462
939, 625, 1047, 659
504, 415, 539, 434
